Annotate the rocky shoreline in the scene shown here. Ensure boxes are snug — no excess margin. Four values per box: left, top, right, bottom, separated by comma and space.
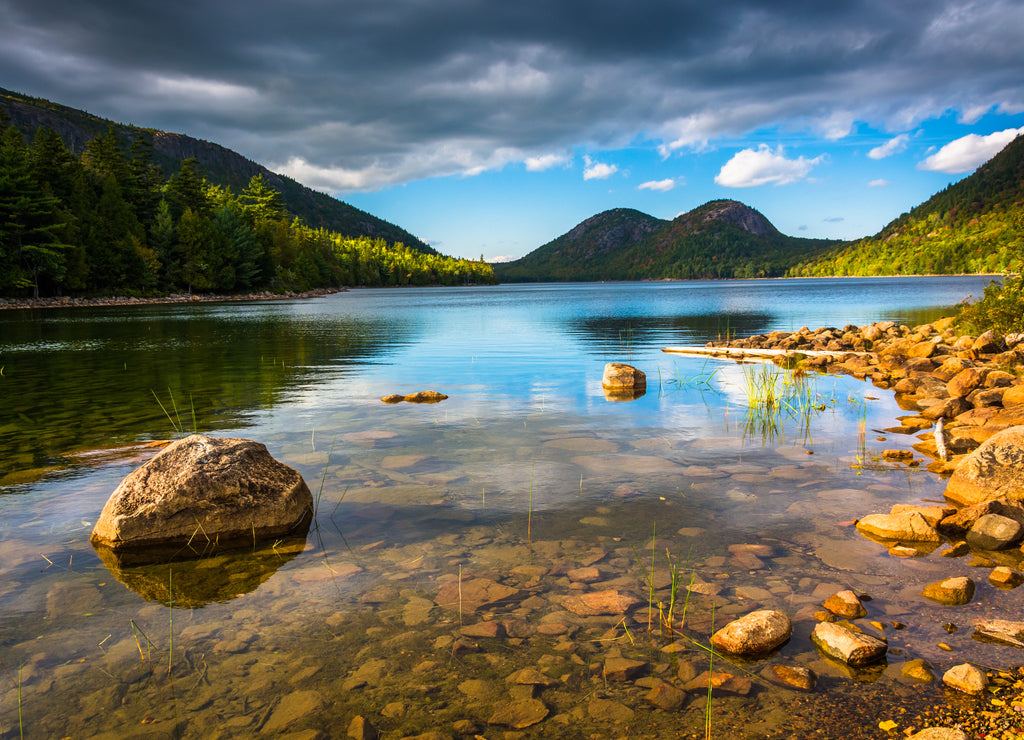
701, 318, 1024, 738
0, 287, 346, 311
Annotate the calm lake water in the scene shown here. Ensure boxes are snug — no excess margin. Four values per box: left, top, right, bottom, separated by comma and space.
0, 276, 1017, 738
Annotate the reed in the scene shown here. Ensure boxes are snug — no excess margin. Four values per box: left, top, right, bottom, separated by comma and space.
17, 663, 23, 740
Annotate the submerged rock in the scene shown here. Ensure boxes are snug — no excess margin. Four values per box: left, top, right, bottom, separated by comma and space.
90, 435, 312, 562
561, 589, 639, 616
823, 590, 868, 619
856, 511, 941, 542
966, 513, 1023, 550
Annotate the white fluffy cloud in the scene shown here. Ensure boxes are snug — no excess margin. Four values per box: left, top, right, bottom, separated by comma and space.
868, 178, 890, 187
583, 156, 618, 180
638, 178, 678, 192
918, 127, 1024, 173
524, 153, 571, 172
868, 134, 910, 159
715, 145, 824, 187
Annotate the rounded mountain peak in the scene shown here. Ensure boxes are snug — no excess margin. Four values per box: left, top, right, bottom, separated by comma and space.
687, 199, 779, 236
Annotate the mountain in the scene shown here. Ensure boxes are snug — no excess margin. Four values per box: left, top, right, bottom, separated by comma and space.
0, 87, 434, 254
495, 199, 836, 282
789, 134, 1024, 277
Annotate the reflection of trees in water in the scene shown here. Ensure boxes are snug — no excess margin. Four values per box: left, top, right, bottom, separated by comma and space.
0, 305, 416, 476
566, 312, 775, 353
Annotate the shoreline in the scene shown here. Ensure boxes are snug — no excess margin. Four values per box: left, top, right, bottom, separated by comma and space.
0, 287, 347, 311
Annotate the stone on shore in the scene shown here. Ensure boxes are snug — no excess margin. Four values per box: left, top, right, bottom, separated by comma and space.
921, 576, 975, 606
855, 511, 941, 542
810, 622, 887, 666
945, 426, 1024, 506
710, 609, 792, 656
942, 663, 989, 694
90, 435, 312, 561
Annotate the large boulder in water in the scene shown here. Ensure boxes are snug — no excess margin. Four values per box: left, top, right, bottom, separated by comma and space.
945, 426, 1024, 506
91, 435, 312, 562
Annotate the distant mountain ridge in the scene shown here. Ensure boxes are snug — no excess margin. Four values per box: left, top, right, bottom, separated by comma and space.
0, 87, 434, 254
495, 199, 835, 282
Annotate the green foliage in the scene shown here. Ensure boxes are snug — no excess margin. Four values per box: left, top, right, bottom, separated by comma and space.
0, 125, 495, 298
955, 274, 1024, 334
790, 134, 1024, 278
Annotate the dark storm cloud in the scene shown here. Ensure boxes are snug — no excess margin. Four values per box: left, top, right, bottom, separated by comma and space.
1, 0, 1021, 190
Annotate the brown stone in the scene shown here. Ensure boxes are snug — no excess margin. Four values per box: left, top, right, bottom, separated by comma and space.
380, 394, 405, 404
602, 362, 647, 392
403, 390, 448, 403
947, 368, 988, 398
459, 621, 506, 638
488, 699, 548, 729
942, 663, 988, 694
710, 609, 792, 656
921, 576, 975, 605
561, 589, 639, 616
855, 511, 940, 542
989, 566, 1024, 588
603, 657, 648, 681
810, 621, 887, 666
762, 664, 816, 691
1003, 385, 1024, 406
435, 577, 521, 612
90, 435, 312, 561
945, 427, 1024, 506
823, 590, 867, 619
644, 681, 687, 711
682, 671, 752, 695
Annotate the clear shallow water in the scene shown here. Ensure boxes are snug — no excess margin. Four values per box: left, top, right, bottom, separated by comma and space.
0, 276, 1018, 738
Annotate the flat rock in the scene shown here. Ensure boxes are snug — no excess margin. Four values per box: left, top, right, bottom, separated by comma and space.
945, 426, 1024, 506
974, 618, 1024, 647
907, 729, 967, 740
561, 589, 639, 616
761, 664, 816, 691
942, 663, 988, 694
810, 621, 887, 666
900, 658, 935, 683
921, 576, 975, 606
263, 690, 325, 734
989, 566, 1024, 588
435, 577, 521, 612
823, 590, 867, 619
856, 511, 940, 542
488, 698, 548, 729
682, 670, 752, 695
587, 697, 635, 722
602, 362, 646, 390
90, 435, 312, 561
710, 609, 792, 656
966, 513, 1023, 550
644, 681, 687, 711
603, 657, 648, 681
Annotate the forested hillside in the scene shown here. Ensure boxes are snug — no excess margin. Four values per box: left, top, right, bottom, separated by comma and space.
0, 88, 431, 252
0, 112, 493, 299
790, 134, 1024, 276
496, 200, 837, 281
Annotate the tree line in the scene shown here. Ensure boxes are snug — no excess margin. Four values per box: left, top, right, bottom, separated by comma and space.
0, 115, 494, 298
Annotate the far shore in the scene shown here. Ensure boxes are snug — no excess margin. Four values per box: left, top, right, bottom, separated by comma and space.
0, 287, 347, 311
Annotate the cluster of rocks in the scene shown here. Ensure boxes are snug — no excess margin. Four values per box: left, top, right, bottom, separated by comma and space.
712, 318, 1024, 472
0, 287, 344, 311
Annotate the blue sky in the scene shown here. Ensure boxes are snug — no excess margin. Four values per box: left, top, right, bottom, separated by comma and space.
2, 0, 1023, 261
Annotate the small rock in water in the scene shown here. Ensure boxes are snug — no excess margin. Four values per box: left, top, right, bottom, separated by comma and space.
823, 590, 868, 619
488, 698, 549, 729
856, 512, 941, 542
644, 681, 687, 711
921, 576, 975, 606
710, 609, 792, 656
403, 390, 448, 403
603, 657, 648, 681
810, 621, 887, 666
942, 663, 989, 694
966, 514, 1023, 550
380, 394, 405, 404
901, 658, 935, 683
761, 664, 816, 692
561, 589, 639, 616
989, 566, 1024, 588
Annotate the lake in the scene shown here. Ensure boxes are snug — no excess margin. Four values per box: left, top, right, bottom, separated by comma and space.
0, 275, 1016, 738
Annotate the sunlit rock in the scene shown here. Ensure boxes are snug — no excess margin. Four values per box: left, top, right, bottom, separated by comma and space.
91, 435, 312, 563
710, 609, 792, 656
945, 427, 1024, 506
942, 663, 988, 694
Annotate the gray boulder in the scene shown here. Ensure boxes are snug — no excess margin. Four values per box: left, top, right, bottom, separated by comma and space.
966, 513, 1023, 550
91, 435, 312, 561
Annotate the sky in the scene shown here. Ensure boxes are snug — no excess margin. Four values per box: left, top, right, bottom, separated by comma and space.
2, 0, 1023, 261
